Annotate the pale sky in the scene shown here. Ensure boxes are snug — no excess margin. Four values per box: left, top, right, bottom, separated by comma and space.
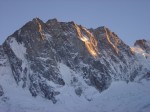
0, 0, 150, 45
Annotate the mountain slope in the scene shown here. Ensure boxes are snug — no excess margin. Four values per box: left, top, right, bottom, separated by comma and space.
131, 39, 150, 81
0, 18, 150, 112
0, 80, 150, 112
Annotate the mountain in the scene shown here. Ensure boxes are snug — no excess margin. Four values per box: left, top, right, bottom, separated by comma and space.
134, 39, 150, 54
0, 18, 150, 112
131, 39, 150, 80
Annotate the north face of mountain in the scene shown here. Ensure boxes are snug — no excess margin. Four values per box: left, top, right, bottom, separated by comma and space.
0, 18, 146, 103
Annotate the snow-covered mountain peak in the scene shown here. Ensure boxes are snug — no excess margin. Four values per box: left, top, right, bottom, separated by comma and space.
130, 39, 150, 81
134, 39, 150, 54
0, 18, 150, 112
131, 39, 150, 58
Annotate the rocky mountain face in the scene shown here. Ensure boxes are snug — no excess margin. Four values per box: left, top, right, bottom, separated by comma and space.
0, 45, 10, 97
131, 39, 150, 80
0, 18, 149, 103
134, 39, 150, 54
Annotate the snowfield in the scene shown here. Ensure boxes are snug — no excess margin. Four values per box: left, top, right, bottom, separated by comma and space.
0, 78, 150, 112
0, 62, 150, 112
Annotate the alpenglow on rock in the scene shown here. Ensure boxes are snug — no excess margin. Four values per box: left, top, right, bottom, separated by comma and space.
0, 18, 149, 103
134, 39, 150, 54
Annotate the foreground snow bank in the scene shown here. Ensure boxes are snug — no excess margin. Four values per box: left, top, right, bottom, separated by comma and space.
0, 80, 150, 112
90, 80, 150, 112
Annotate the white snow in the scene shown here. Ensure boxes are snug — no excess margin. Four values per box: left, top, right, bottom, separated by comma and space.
58, 63, 99, 100
1, 62, 150, 112
1, 73, 150, 112
9, 38, 31, 86
10, 38, 26, 60
44, 33, 52, 41
131, 46, 150, 71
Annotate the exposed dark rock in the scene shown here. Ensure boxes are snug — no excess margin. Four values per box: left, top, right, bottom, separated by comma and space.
75, 87, 82, 96
134, 39, 150, 53
0, 85, 4, 96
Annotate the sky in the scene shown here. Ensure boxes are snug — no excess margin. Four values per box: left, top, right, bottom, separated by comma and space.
0, 0, 150, 45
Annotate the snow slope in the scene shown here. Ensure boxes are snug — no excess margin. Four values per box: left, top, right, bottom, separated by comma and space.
0, 63, 150, 112
0, 80, 150, 112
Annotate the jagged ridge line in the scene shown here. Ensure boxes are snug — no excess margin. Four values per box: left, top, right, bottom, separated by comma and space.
104, 27, 119, 54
